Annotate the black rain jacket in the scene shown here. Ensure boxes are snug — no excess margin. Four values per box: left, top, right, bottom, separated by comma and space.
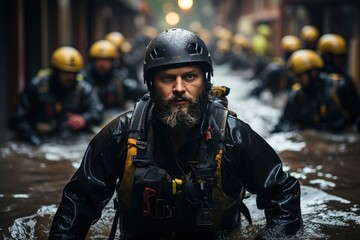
9, 71, 104, 145
49, 100, 302, 239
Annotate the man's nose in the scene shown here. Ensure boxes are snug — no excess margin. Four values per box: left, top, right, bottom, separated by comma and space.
173, 76, 186, 94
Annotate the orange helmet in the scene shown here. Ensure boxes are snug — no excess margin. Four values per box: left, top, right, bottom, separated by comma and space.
51, 46, 83, 72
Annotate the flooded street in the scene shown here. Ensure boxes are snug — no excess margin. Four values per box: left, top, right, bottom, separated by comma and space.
1, 64, 360, 239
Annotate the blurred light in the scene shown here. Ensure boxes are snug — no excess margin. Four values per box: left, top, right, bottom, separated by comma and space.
165, 12, 180, 26
178, 0, 193, 10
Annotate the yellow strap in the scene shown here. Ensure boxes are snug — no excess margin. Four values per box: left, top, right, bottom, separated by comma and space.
117, 137, 137, 207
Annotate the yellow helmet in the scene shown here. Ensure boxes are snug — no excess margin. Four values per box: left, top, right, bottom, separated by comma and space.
213, 26, 232, 40
281, 35, 302, 53
51, 46, 83, 72
257, 24, 272, 37
287, 49, 324, 74
317, 34, 347, 55
301, 25, 319, 42
233, 33, 250, 48
89, 40, 118, 59
104, 31, 125, 49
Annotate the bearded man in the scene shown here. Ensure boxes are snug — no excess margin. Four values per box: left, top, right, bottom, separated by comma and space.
49, 28, 302, 239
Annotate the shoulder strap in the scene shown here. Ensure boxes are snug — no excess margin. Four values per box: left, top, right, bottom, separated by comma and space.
203, 100, 253, 226
196, 99, 229, 170
109, 94, 153, 240
128, 93, 153, 153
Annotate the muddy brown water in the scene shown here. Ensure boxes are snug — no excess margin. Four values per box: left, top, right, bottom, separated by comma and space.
1, 65, 359, 239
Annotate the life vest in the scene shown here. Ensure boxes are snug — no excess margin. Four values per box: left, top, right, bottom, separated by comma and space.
110, 91, 251, 239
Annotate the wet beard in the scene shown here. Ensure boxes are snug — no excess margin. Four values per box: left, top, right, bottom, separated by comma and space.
154, 93, 205, 129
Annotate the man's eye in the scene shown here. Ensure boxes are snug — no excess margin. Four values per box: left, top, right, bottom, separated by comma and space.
184, 74, 196, 80
162, 76, 174, 82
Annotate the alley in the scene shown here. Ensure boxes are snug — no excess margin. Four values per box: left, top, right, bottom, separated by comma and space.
1, 64, 359, 239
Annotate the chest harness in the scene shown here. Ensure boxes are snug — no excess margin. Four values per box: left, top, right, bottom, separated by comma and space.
109, 93, 251, 239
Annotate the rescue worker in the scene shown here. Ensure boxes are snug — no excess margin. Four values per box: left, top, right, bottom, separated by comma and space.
9, 46, 104, 146
300, 25, 319, 51
210, 27, 233, 65
317, 33, 351, 75
249, 35, 302, 97
251, 24, 272, 58
82, 39, 147, 110
229, 32, 254, 71
104, 31, 126, 70
129, 25, 160, 76
49, 28, 302, 239
250, 24, 273, 80
317, 33, 360, 130
272, 49, 360, 133
105, 31, 142, 83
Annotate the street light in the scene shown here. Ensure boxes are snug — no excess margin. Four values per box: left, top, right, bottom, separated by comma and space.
178, 0, 193, 11
165, 12, 180, 26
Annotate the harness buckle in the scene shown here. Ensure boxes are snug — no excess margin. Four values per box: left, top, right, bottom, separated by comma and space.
196, 207, 214, 226
136, 139, 147, 150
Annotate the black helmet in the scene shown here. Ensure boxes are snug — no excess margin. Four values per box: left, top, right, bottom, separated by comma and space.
143, 28, 213, 90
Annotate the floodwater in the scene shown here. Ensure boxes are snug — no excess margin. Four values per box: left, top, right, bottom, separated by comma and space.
1, 64, 359, 239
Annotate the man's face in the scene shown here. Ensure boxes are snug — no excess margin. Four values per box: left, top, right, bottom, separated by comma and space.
93, 58, 113, 75
294, 72, 310, 87
153, 65, 205, 128
57, 71, 77, 89
295, 70, 320, 95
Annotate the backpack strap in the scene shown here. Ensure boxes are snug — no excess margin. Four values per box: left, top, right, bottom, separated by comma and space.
196, 99, 228, 170
128, 93, 153, 154
187, 100, 230, 226
197, 99, 252, 227
109, 94, 153, 240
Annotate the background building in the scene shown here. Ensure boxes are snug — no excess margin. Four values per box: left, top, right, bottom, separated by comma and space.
1, 0, 359, 134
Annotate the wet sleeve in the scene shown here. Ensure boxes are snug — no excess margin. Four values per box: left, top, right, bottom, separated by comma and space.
48, 116, 129, 239
228, 119, 302, 237
9, 82, 42, 145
